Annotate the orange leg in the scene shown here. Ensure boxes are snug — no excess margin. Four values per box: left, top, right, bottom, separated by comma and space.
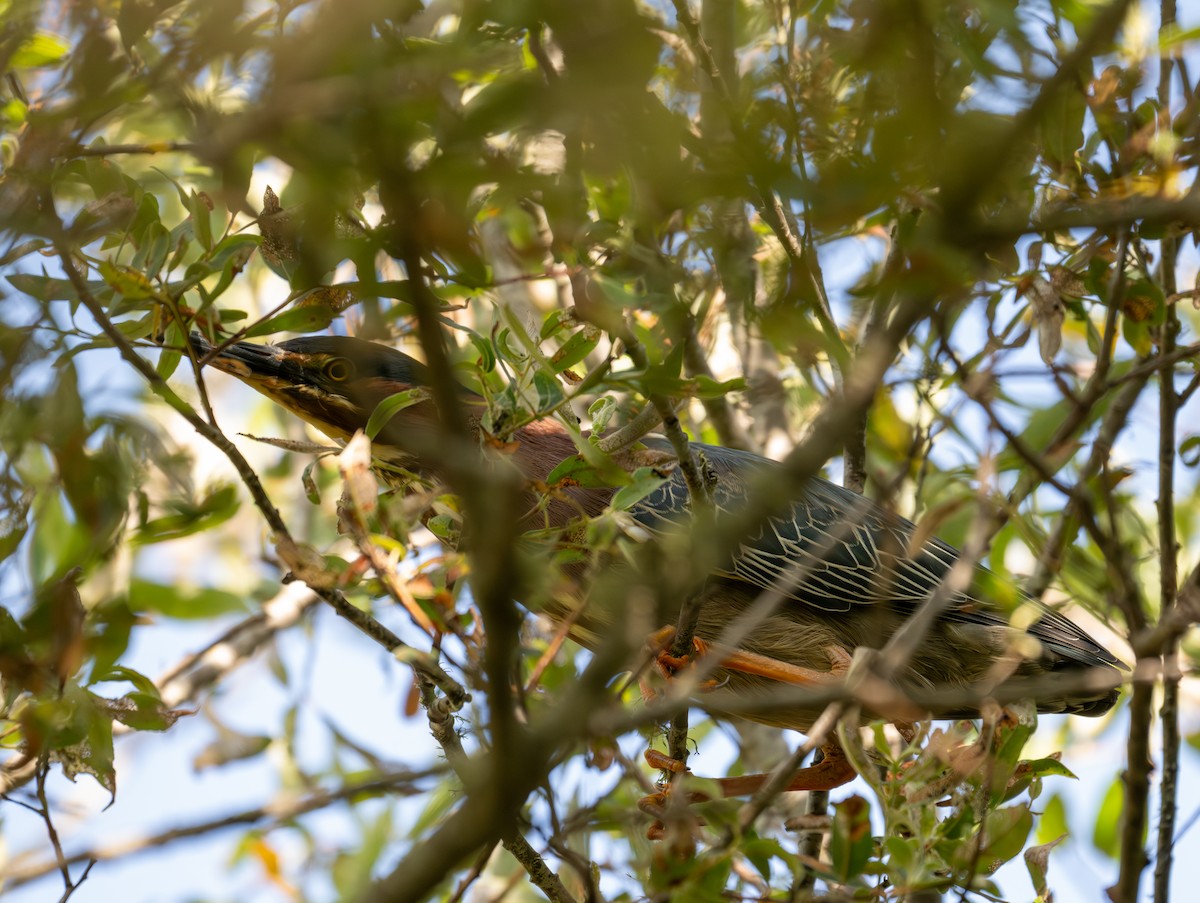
640, 743, 857, 840
645, 742, 856, 798
647, 625, 852, 688
640, 627, 858, 838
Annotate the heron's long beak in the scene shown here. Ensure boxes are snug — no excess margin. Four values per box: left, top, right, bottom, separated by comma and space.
191, 334, 304, 387
189, 333, 360, 444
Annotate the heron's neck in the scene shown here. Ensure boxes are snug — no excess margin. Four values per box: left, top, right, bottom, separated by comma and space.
509, 419, 579, 480
509, 419, 610, 522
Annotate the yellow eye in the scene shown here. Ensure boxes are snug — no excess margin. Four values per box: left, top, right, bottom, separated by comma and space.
324, 358, 355, 382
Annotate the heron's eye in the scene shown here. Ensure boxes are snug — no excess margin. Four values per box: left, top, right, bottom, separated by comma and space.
324, 358, 355, 382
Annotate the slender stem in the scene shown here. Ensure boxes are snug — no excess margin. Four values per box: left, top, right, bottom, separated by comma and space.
1154, 6, 1181, 895
418, 678, 577, 903
5, 770, 439, 890
1117, 680, 1155, 903
1154, 315, 1182, 903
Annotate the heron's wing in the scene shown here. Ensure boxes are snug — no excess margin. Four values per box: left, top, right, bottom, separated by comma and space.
629, 447, 959, 613
629, 440, 1121, 670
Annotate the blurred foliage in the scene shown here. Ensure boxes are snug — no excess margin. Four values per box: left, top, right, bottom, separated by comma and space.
1, 0, 1198, 901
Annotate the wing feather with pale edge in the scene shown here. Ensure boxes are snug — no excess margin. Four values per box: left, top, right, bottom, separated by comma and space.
628, 440, 1120, 671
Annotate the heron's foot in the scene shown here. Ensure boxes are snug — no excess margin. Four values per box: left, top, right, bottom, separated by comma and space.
640, 743, 857, 839
644, 626, 725, 690
640, 749, 713, 841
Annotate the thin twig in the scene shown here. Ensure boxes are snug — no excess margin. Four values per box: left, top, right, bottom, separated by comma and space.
736, 702, 844, 833
1153, 11, 1182, 902
1027, 367, 1152, 597
3, 770, 438, 890
594, 403, 666, 453
64, 141, 197, 157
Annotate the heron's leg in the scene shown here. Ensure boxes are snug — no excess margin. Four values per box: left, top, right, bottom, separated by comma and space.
644, 741, 856, 797
647, 625, 852, 688
639, 742, 856, 839
638, 629, 858, 839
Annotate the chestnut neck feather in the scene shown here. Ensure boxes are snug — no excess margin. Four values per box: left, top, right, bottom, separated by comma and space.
509, 419, 611, 524
385, 401, 609, 527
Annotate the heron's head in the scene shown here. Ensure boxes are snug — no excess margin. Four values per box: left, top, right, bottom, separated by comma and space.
197, 334, 440, 449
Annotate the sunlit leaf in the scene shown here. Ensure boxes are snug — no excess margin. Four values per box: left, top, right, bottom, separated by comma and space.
611, 466, 668, 510
245, 305, 337, 338
132, 485, 240, 545
127, 579, 249, 619
1093, 777, 1124, 859
955, 805, 1032, 875
10, 32, 69, 68
365, 388, 433, 440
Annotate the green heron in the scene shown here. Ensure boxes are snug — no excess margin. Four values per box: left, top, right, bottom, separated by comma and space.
198, 334, 1123, 793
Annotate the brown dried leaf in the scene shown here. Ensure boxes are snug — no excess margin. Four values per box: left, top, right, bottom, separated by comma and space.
1026, 275, 1064, 364
337, 430, 379, 519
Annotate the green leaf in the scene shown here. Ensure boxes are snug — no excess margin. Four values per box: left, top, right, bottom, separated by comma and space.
210, 233, 260, 269
425, 514, 460, 544
10, 32, 69, 68
136, 222, 171, 278
92, 664, 161, 697
189, 190, 214, 251
8, 272, 87, 302
0, 493, 31, 563
995, 398, 1081, 477
52, 705, 116, 798
245, 305, 336, 338
739, 836, 788, 882
156, 323, 183, 380
1161, 23, 1200, 51
1036, 794, 1068, 845
133, 484, 240, 545
884, 835, 920, 877
1040, 82, 1086, 167
1023, 757, 1077, 780
1025, 834, 1065, 898
494, 327, 527, 364
1092, 777, 1124, 858
532, 369, 564, 413
198, 234, 259, 303
692, 374, 747, 398
611, 466, 668, 510
1181, 435, 1200, 467
550, 326, 600, 373
99, 260, 158, 301
1122, 315, 1151, 355
302, 460, 322, 504
955, 805, 1032, 875
588, 396, 617, 437
830, 795, 873, 883
547, 453, 630, 489
1, 96, 27, 128
469, 333, 495, 372
30, 488, 89, 586
128, 578, 248, 619
110, 691, 185, 731
86, 602, 138, 679
540, 308, 570, 340
365, 388, 432, 440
